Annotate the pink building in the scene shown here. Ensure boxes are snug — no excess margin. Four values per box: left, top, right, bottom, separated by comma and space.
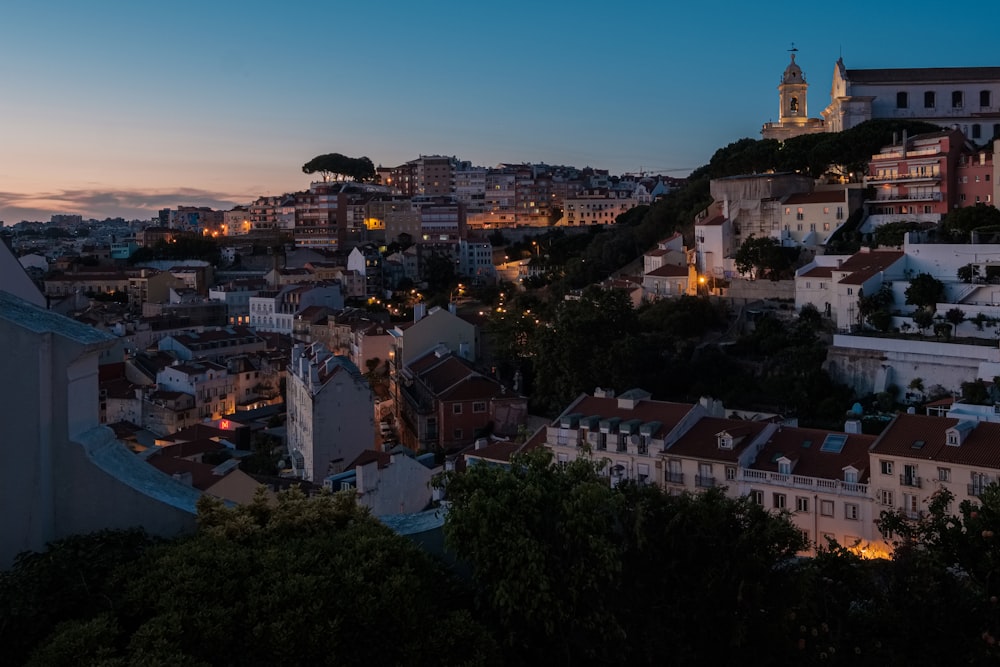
865, 129, 969, 227
955, 148, 994, 208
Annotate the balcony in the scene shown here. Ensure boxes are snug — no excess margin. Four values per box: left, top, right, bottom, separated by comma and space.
866, 192, 942, 203
867, 173, 941, 184
695, 475, 716, 488
900, 474, 922, 488
664, 471, 684, 484
740, 469, 869, 497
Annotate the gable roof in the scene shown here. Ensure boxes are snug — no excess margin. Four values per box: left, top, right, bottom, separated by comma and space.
846, 67, 1000, 84
871, 413, 1000, 469
836, 250, 904, 285
667, 416, 770, 462
750, 427, 874, 482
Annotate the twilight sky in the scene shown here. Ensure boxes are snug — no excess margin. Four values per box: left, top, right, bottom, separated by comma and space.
2, 1, 998, 223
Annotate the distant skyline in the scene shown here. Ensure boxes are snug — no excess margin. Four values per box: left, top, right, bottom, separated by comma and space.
2, 2, 999, 223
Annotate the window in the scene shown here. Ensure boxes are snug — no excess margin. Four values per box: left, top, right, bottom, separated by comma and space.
453, 404, 463, 415
473, 401, 486, 413
750, 489, 763, 505
773, 493, 787, 509
896, 91, 908, 109
845, 469, 858, 484
557, 452, 569, 463
847, 288, 853, 296
778, 460, 791, 475
880, 460, 894, 475
789, 96, 798, 113
902, 464, 919, 487
453, 428, 463, 439
981, 90, 991, 107
823, 222, 830, 232
973, 124, 982, 139
845, 503, 860, 520
879, 490, 894, 506
924, 90, 936, 108
796, 497, 809, 512
820, 500, 834, 517
821, 532, 836, 545
953, 90, 964, 109
697, 463, 714, 487
725, 466, 736, 481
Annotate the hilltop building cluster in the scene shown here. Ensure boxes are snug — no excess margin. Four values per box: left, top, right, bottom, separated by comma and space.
5, 52, 1000, 567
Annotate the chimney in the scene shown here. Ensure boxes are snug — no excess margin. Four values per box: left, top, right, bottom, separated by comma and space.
475, 438, 489, 450
844, 419, 862, 434
414, 303, 427, 322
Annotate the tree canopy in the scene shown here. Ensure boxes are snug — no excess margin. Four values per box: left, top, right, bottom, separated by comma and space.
905, 272, 945, 310
302, 153, 376, 182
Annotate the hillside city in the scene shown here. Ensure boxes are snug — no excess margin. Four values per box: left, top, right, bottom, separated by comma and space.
3, 55, 1000, 664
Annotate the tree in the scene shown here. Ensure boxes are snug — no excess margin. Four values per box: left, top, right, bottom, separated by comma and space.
945, 307, 966, 329
857, 283, 894, 331
301, 153, 376, 182
940, 203, 1000, 242
905, 272, 945, 309
734, 234, 792, 280
913, 307, 935, 334
439, 448, 807, 664
959, 263, 979, 283
9, 489, 497, 666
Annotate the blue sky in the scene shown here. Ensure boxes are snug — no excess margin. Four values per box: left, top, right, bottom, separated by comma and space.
2, 1, 998, 222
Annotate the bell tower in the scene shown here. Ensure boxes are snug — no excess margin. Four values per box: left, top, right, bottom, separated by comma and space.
779, 46, 808, 123
762, 46, 826, 140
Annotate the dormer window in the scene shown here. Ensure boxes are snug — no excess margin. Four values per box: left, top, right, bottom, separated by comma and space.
717, 433, 734, 450
777, 460, 791, 475
844, 469, 858, 484
948, 432, 958, 445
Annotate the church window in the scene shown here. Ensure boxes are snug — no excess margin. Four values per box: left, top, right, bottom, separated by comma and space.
896, 91, 908, 109
924, 91, 935, 108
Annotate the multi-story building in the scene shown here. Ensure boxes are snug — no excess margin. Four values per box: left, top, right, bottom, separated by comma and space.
561, 188, 640, 226
208, 278, 267, 325
156, 360, 234, 420
156, 326, 267, 363
869, 412, 1000, 523
739, 424, 883, 556
823, 60, 1000, 141
778, 188, 857, 247
394, 346, 526, 452
457, 237, 496, 285
325, 449, 441, 516
248, 283, 344, 335
864, 129, 968, 228
286, 342, 374, 481
955, 146, 995, 208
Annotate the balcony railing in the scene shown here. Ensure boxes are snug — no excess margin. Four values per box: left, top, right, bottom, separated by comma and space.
695, 475, 716, 488
900, 474, 922, 488
664, 471, 684, 484
740, 469, 868, 496
866, 192, 942, 203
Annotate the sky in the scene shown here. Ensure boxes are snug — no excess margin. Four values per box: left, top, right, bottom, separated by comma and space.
2, 1, 999, 223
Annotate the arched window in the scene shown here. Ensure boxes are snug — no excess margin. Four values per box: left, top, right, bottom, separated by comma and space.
789, 97, 798, 113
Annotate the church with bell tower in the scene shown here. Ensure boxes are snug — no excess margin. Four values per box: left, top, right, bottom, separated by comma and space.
762, 47, 826, 141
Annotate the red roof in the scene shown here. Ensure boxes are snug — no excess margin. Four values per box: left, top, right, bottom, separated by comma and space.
799, 266, 834, 279
646, 265, 688, 278
567, 395, 694, 439
836, 250, 904, 285
697, 214, 726, 227
750, 427, 874, 482
667, 417, 771, 462
871, 413, 1000, 469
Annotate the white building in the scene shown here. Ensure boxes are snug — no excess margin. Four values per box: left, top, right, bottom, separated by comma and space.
325, 449, 440, 516
287, 342, 374, 481
823, 60, 1000, 142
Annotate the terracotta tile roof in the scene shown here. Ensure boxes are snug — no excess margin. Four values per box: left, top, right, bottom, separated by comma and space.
646, 265, 688, 278
799, 266, 834, 278
148, 457, 221, 490
162, 423, 233, 443
465, 441, 523, 463
345, 449, 391, 470
872, 413, 1000, 470
439, 375, 512, 402
836, 250, 904, 285
647, 248, 670, 257
750, 427, 874, 482
567, 395, 694, 440
697, 214, 726, 227
846, 67, 1000, 83
667, 416, 771, 462
157, 437, 229, 460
